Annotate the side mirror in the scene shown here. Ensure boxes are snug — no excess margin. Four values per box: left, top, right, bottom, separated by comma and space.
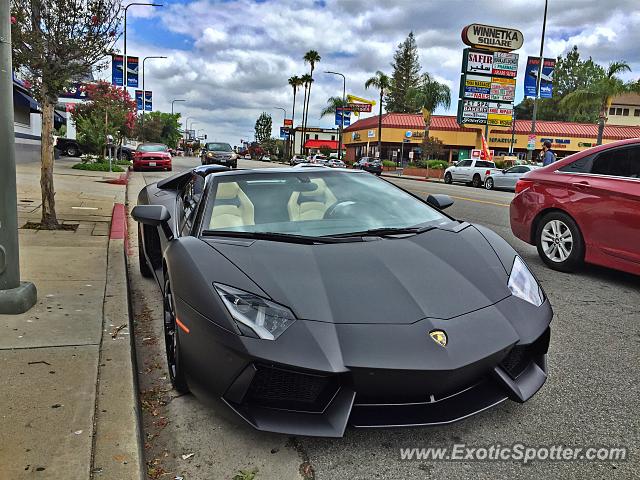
131, 205, 170, 225
502, 169, 507, 173
427, 194, 454, 210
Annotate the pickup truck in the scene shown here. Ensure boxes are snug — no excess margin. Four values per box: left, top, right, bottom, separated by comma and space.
444, 159, 499, 188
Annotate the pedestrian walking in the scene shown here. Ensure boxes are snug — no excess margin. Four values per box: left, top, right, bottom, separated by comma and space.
542, 140, 556, 166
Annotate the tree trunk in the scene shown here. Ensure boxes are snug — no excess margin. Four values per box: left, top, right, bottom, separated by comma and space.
597, 102, 606, 145
377, 90, 383, 156
40, 96, 58, 229
291, 90, 297, 155
301, 85, 308, 155
304, 75, 313, 155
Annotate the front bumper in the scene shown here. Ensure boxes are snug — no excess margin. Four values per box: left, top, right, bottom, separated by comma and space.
203, 156, 236, 167
176, 294, 552, 437
133, 158, 171, 170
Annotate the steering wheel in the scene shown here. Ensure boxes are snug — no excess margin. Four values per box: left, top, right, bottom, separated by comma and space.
324, 201, 359, 219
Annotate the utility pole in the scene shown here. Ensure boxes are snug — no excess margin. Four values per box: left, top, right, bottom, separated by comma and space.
171, 99, 185, 115
123, 3, 163, 88
140, 55, 166, 142
526, 0, 549, 162
325, 71, 346, 160
273, 107, 287, 159
0, 2, 37, 313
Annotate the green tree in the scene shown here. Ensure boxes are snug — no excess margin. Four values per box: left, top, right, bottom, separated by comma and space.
319, 146, 332, 157
561, 61, 640, 144
302, 50, 321, 153
365, 70, 391, 156
421, 136, 445, 160
299, 74, 313, 151
135, 112, 182, 148
320, 96, 348, 118
288, 75, 304, 153
11, 0, 122, 228
71, 82, 136, 156
385, 32, 422, 113
255, 112, 272, 144
406, 73, 451, 138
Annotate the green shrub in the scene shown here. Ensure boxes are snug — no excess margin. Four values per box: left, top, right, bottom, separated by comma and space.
382, 160, 397, 167
72, 162, 124, 172
425, 160, 448, 169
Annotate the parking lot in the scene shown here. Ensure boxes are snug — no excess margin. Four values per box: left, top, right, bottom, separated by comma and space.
128, 157, 638, 480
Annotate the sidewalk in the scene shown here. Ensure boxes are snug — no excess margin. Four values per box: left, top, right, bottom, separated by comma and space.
0, 159, 142, 479
381, 169, 445, 183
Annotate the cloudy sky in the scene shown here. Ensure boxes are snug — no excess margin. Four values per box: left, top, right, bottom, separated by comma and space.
111, 0, 640, 145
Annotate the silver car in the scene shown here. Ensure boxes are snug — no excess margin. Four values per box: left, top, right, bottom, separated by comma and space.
485, 165, 539, 191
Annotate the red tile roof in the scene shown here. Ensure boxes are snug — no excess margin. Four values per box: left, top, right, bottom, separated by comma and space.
344, 113, 640, 141
304, 139, 338, 149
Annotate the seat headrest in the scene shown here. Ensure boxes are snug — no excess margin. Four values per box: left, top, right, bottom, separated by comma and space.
216, 182, 241, 200
299, 179, 327, 198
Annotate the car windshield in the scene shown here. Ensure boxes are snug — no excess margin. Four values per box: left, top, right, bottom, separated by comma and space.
137, 144, 168, 152
206, 143, 232, 152
202, 171, 451, 237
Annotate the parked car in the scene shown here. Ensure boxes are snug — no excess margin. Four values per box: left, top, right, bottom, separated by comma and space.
510, 138, 640, 275
353, 157, 382, 175
485, 165, 539, 191
132, 165, 551, 437
201, 142, 238, 168
118, 145, 135, 161
326, 158, 346, 168
55, 137, 83, 157
444, 159, 499, 187
260, 155, 272, 162
310, 154, 329, 164
290, 154, 307, 166
133, 143, 172, 171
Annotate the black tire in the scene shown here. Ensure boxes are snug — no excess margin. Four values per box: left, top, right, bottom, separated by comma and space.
535, 211, 584, 272
138, 226, 153, 278
66, 145, 79, 157
485, 177, 494, 190
472, 174, 482, 188
444, 172, 452, 184
163, 277, 189, 394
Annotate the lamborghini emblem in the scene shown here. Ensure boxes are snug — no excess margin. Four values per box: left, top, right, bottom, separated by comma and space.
429, 330, 448, 347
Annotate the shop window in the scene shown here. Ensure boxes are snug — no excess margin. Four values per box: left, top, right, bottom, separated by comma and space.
616, 107, 623, 115
314, 134, 319, 140
305, 134, 310, 140
623, 108, 630, 116
634, 109, 640, 117
331, 135, 335, 141
609, 107, 616, 115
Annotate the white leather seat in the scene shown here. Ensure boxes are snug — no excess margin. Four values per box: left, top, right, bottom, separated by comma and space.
287, 178, 337, 221
209, 182, 255, 229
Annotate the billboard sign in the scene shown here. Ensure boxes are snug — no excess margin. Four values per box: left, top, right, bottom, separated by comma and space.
524, 57, 556, 98
126, 56, 139, 88
487, 102, 513, 127
347, 102, 372, 112
463, 74, 491, 99
461, 24, 524, 52
60, 83, 89, 100
459, 100, 489, 124
135, 90, 143, 111
335, 109, 351, 127
465, 50, 493, 74
111, 55, 124, 86
279, 127, 289, 139
492, 52, 518, 77
284, 118, 293, 127
144, 91, 152, 111
490, 77, 516, 102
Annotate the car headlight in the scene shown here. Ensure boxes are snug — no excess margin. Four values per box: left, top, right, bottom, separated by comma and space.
214, 283, 296, 340
508, 256, 544, 307
207, 152, 214, 157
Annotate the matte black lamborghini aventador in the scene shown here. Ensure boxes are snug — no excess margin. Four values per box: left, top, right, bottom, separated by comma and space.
132, 165, 552, 437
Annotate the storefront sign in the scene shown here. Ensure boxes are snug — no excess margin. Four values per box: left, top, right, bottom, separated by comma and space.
405, 130, 425, 139
351, 132, 361, 140
367, 130, 375, 138
284, 118, 293, 126
489, 137, 513, 143
524, 57, 556, 98
464, 74, 492, 99
487, 103, 513, 127
492, 52, 519, 77
462, 24, 524, 52
490, 77, 516, 102
578, 141, 593, 147
347, 103, 372, 112
460, 100, 489, 124
465, 50, 493, 74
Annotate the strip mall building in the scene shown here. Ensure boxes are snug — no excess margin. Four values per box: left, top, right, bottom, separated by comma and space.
341, 113, 640, 163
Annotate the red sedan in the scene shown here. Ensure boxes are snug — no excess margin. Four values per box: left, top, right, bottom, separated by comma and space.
133, 143, 172, 171
510, 138, 640, 275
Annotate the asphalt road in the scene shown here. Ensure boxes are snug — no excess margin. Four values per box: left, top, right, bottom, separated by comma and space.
128, 157, 639, 480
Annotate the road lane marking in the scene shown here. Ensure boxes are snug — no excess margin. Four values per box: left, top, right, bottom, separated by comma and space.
407, 189, 510, 208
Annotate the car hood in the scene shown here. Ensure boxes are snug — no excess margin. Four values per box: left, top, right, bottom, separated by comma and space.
137, 152, 170, 158
205, 224, 512, 324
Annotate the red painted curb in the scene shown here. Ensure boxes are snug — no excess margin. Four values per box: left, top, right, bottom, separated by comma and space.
381, 174, 444, 184
110, 203, 127, 239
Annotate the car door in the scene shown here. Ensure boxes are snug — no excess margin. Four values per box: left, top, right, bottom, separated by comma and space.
561, 145, 640, 266
502, 166, 527, 190
179, 174, 206, 237
453, 160, 472, 181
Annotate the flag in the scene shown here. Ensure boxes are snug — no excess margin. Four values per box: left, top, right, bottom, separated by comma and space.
481, 133, 493, 161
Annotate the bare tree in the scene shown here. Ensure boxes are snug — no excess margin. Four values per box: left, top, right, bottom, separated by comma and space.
11, 0, 122, 228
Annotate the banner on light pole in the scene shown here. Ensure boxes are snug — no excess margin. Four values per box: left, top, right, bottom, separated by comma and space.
144, 91, 152, 111
135, 90, 144, 111
126, 56, 139, 88
111, 55, 124, 86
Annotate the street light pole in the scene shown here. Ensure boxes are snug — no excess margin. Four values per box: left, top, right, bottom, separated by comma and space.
273, 107, 287, 159
123, 3, 163, 88
140, 55, 167, 142
0, 3, 37, 313
171, 99, 185, 115
526, 0, 549, 162
325, 71, 346, 160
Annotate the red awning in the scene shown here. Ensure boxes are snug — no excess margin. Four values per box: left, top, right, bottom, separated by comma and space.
304, 139, 338, 149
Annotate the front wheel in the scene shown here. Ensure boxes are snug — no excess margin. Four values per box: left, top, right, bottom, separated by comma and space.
485, 177, 494, 190
163, 277, 189, 393
444, 172, 452, 184
535, 212, 584, 272
66, 146, 79, 157
138, 226, 153, 278
472, 174, 482, 188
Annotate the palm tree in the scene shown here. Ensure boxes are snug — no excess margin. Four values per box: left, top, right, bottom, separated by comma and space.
288, 75, 303, 155
302, 50, 321, 154
299, 73, 313, 154
407, 73, 451, 140
561, 61, 640, 144
365, 70, 391, 156
320, 96, 349, 118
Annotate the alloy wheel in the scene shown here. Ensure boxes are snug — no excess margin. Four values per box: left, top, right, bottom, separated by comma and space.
540, 219, 573, 263
163, 281, 178, 382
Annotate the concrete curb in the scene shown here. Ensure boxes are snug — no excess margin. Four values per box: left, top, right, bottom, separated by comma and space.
381, 173, 444, 184
90, 203, 144, 480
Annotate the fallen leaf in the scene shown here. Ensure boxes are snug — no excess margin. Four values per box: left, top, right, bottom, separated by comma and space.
181, 453, 195, 460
